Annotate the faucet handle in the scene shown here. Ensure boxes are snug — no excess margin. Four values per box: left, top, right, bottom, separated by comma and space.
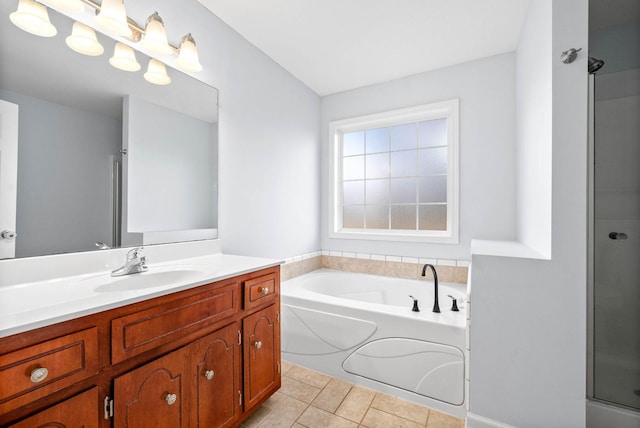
127, 246, 143, 259
447, 295, 460, 312
408, 295, 420, 312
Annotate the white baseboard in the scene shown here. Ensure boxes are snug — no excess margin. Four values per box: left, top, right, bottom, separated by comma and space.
466, 413, 517, 428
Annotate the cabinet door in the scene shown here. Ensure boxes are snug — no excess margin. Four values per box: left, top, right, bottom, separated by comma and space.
191, 322, 242, 428
8, 387, 99, 428
114, 348, 186, 428
243, 304, 280, 410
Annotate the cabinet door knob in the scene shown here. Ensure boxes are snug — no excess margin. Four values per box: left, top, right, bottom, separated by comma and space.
254, 341, 262, 349
30, 367, 49, 383
165, 393, 177, 406
204, 369, 215, 380
258, 287, 269, 295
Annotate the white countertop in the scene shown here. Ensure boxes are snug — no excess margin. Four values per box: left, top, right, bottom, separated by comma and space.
0, 253, 281, 338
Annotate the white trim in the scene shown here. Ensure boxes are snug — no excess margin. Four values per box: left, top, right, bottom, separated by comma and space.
466, 413, 518, 428
328, 99, 460, 244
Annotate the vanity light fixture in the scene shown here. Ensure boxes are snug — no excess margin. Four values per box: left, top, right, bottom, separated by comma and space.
65, 21, 104, 56
9, 0, 205, 84
47, 0, 84, 13
176, 33, 203, 73
9, 0, 57, 37
95, 0, 131, 38
109, 42, 140, 71
143, 58, 171, 85
141, 12, 173, 56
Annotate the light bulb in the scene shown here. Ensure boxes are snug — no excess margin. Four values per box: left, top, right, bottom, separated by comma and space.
95, 0, 131, 37
144, 59, 171, 85
176, 33, 203, 72
48, 0, 84, 13
9, 0, 57, 38
109, 42, 140, 72
142, 12, 173, 56
66, 22, 104, 56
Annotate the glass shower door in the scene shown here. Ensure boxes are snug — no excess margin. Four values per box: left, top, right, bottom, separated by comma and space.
592, 68, 640, 411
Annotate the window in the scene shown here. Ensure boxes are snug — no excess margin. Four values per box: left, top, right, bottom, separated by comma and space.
329, 100, 459, 243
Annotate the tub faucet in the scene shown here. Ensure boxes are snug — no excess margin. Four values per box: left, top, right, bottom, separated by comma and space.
111, 247, 147, 277
421, 264, 441, 313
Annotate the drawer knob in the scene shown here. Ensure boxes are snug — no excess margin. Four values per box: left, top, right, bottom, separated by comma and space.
254, 340, 262, 349
30, 367, 49, 383
259, 287, 269, 295
165, 393, 177, 406
204, 370, 215, 380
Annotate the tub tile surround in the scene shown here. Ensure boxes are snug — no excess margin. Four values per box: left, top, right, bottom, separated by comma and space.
241, 361, 464, 428
280, 251, 469, 284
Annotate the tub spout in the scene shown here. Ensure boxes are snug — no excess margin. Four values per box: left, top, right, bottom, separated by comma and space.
421, 264, 441, 313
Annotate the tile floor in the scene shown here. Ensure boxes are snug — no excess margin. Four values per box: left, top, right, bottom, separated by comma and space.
241, 361, 465, 428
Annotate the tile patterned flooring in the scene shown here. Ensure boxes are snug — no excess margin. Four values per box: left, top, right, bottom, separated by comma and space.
241, 361, 465, 428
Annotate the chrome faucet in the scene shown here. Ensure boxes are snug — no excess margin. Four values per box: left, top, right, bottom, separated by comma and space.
111, 247, 147, 277
421, 264, 441, 313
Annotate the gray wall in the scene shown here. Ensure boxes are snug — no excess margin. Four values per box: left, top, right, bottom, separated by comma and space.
0, 90, 121, 257
140, 0, 322, 260
469, 0, 589, 426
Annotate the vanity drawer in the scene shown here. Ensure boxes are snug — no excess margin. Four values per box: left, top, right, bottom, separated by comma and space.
112, 281, 240, 363
0, 327, 99, 414
244, 273, 278, 309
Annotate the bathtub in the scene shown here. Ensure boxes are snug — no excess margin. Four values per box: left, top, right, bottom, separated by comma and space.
281, 269, 468, 418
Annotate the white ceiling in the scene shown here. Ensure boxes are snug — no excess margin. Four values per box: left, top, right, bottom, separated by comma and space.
197, 0, 530, 96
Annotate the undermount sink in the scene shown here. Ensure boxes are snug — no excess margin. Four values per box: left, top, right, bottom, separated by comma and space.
91, 268, 206, 293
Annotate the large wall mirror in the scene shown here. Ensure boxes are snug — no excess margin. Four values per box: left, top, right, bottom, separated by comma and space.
0, 0, 219, 259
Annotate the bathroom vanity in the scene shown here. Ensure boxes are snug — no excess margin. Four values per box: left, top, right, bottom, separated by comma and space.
0, 257, 281, 428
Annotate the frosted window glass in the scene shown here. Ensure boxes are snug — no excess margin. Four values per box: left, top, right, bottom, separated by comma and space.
366, 127, 389, 153
366, 205, 389, 229
390, 178, 417, 203
366, 179, 389, 205
391, 205, 417, 230
366, 153, 389, 179
344, 205, 364, 228
390, 151, 416, 177
343, 131, 364, 156
418, 176, 447, 203
418, 147, 447, 175
343, 155, 364, 180
391, 123, 417, 151
343, 180, 364, 205
418, 119, 447, 148
419, 205, 447, 230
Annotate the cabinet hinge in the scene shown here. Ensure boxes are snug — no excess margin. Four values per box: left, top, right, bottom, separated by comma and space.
276, 311, 280, 323
238, 390, 243, 406
238, 330, 242, 345
104, 396, 114, 420
277, 362, 281, 374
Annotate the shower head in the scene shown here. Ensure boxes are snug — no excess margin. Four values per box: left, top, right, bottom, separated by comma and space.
588, 56, 605, 74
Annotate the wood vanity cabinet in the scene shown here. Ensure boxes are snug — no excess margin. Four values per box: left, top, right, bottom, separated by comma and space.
0, 265, 281, 428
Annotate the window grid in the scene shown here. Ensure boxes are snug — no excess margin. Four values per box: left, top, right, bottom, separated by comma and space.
329, 99, 459, 243
341, 122, 448, 232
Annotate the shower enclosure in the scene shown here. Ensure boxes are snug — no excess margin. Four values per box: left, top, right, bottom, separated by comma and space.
588, 60, 640, 423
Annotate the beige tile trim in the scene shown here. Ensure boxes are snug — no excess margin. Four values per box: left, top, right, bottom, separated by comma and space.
281, 251, 469, 284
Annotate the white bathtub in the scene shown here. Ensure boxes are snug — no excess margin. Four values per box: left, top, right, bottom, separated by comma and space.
281, 269, 468, 418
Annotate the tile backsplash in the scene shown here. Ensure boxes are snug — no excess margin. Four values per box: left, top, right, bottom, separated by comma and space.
281, 250, 469, 284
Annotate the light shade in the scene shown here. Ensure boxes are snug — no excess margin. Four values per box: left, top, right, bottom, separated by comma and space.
9, 0, 57, 38
142, 12, 173, 56
176, 33, 202, 73
109, 42, 140, 71
95, 0, 131, 37
144, 59, 171, 85
66, 22, 104, 56
48, 0, 84, 13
